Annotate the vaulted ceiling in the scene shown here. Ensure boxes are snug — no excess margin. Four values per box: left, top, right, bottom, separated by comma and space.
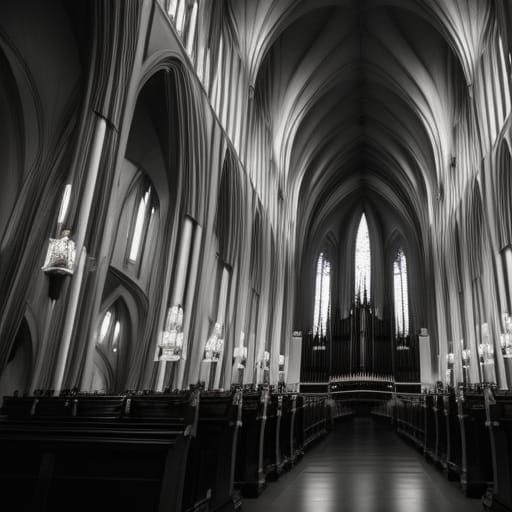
230, 0, 491, 258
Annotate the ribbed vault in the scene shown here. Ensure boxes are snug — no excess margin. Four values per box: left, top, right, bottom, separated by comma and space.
229, 0, 490, 329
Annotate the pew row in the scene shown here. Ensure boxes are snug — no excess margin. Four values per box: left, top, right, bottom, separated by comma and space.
0, 390, 246, 512
0, 390, 330, 508
0, 392, 199, 512
234, 391, 329, 497
373, 388, 503, 506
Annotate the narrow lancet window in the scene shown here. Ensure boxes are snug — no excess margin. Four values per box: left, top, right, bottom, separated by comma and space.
393, 249, 409, 337
129, 187, 151, 262
355, 213, 371, 303
313, 253, 331, 337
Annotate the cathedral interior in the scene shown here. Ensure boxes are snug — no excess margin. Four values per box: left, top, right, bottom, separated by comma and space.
1, 0, 512, 511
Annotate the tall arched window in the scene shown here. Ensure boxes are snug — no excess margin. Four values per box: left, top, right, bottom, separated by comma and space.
93, 301, 130, 392
355, 213, 371, 302
393, 249, 409, 337
126, 180, 158, 270
313, 253, 331, 337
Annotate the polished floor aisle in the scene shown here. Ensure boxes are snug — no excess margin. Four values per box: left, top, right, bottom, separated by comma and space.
243, 416, 483, 512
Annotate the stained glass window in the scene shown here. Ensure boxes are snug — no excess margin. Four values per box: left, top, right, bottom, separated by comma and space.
313, 253, 331, 336
355, 213, 371, 302
393, 249, 409, 336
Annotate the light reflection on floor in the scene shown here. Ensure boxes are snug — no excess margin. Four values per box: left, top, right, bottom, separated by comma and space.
242, 416, 483, 512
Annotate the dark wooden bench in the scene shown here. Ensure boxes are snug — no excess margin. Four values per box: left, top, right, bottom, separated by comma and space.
458, 390, 493, 497
0, 392, 198, 512
482, 389, 512, 511
184, 390, 243, 512
434, 393, 448, 469
424, 394, 436, 460
262, 393, 281, 481
302, 396, 328, 448
444, 392, 462, 480
279, 394, 300, 470
389, 389, 495, 499
293, 394, 305, 460
234, 389, 268, 497
394, 394, 425, 449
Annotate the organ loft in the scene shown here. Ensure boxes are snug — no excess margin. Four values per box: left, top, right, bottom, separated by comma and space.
1, 1, 512, 511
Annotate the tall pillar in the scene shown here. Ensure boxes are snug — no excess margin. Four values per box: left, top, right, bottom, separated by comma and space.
155, 217, 194, 392
176, 224, 202, 389
418, 328, 433, 388
213, 265, 230, 389
52, 118, 107, 393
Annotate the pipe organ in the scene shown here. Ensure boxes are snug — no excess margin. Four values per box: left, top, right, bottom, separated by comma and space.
301, 299, 419, 389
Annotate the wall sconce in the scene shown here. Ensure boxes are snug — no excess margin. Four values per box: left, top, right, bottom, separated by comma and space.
478, 343, 494, 362
501, 313, 512, 356
461, 348, 471, 368
41, 229, 76, 300
233, 333, 248, 369
446, 350, 455, 386
203, 322, 224, 362
264, 350, 270, 370
41, 229, 76, 276
42, 184, 74, 300
159, 305, 184, 361
501, 334, 512, 356
257, 350, 270, 370
478, 323, 494, 363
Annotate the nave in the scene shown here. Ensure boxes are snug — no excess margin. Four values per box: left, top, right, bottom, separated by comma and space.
2, 1, 512, 511
244, 416, 481, 512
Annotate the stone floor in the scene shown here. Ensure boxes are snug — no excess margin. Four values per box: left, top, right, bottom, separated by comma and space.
242, 416, 484, 512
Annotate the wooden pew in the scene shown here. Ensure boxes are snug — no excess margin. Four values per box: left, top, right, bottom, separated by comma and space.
444, 393, 463, 480
302, 396, 328, 448
185, 390, 243, 512
278, 394, 295, 471
293, 394, 305, 461
0, 392, 198, 512
424, 394, 436, 460
395, 394, 425, 450
434, 393, 448, 470
234, 389, 268, 497
482, 389, 512, 511
390, 389, 494, 499
456, 389, 493, 497
263, 394, 283, 480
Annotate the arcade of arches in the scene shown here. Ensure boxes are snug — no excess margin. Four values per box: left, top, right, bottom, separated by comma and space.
1, 1, 512, 511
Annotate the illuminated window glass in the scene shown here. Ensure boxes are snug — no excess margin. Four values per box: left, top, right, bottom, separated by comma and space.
186, 1, 198, 55
175, 0, 186, 33
57, 184, 72, 225
313, 253, 331, 337
393, 249, 409, 337
498, 35, 511, 118
98, 310, 121, 353
99, 311, 112, 344
128, 186, 153, 263
355, 213, 371, 302
167, 0, 178, 18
